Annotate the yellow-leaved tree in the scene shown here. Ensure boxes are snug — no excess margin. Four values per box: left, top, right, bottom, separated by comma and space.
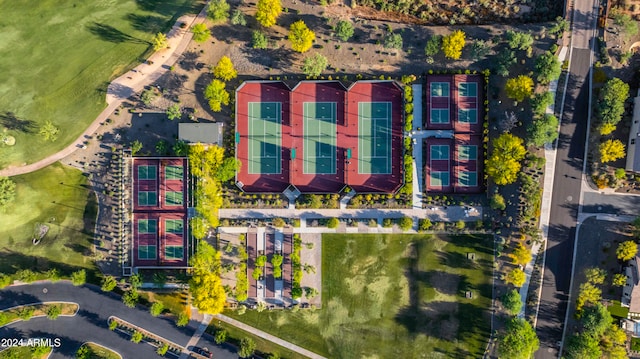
505, 75, 534, 102
288, 20, 315, 53
213, 56, 237, 81
204, 79, 229, 112
256, 0, 282, 28
441, 30, 466, 60
486, 133, 527, 186
599, 139, 625, 163
503, 268, 526, 287
190, 241, 226, 314
509, 243, 532, 266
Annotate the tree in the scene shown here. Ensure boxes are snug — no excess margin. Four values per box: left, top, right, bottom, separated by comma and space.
334, 20, 354, 41
173, 140, 188, 157
486, 133, 527, 186
152, 32, 168, 51
581, 303, 612, 337
46, 268, 60, 282
272, 254, 283, 278
176, 313, 189, 327
204, 79, 230, 112
490, 193, 506, 211
506, 30, 533, 53
122, 289, 139, 308
207, 0, 230, 21
612, 273, 627, 286
101, 275, 117, 292
302, 54, 328, 77
215, 157, 240, 182
383, 32, 403, 49
504, 268, 526, 287
498, 318, 539, 359
231, 10, 247, 26
39, 120, 59, 142
46, 305, 61, 320
505, 75, 534, 102
470, 39, 491, 60
0, 177, 16, 209
189, 241, 226, 314
599, 139, 625, 164
598, 78, 629, 128
584, 267, 607, 285
616, 240, 638, 261
129, 273, 142, 289
131, 330, 143, 343
441, 30, 465, 60
528, 114, 559, 147
424, 35, 442, 62
166, 103, 182, 121
599, 122, 617, 136
600, 324, 627, 358
150, 302, 164, 317
327, 217, 339, 229
213, 56, 237, 81
214, 329, 228, 344
288, 20, 315, 53
565, 333, 601, 359
535, 51, 561, 84
157, 343, 169, 356
239, 337, 256, 358
399, 216, 413, 231
509, 243, 532, 266
418, 218, 432, 231
576, 282, 602, 311
256, 0, 282, 28
155, 140, 168, 155
501, 289, 522, 315
0, 273, 11, 289
109, 319, 118, 330
252, 30, 268, 49
495, 49, 516, 77
191, 23, 210, 43
71, 269, 86, 286
76, 345, 92, 359
130, 140, 143, 156
141, 88, 156, 106
550, 16, 569, 38
531, 91, 554, 116
614, 12, 639, 39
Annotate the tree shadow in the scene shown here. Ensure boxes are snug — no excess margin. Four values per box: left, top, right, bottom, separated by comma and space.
240, 47, 295, 71
178, 51, 203, 72
86, 22, 147, 44
126, 13, 168, 34
0, 112, 35, 133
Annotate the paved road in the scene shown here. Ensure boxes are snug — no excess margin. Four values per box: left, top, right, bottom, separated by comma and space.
582, 190, 640, 215
0, 282, 235, 359
535, 0, 598, 355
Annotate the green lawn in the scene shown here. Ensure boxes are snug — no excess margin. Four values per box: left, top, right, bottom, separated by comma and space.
0, 0, 202, 168
83, 343, 121, 359
0, 163, 98, 280
226, 233, 493, 358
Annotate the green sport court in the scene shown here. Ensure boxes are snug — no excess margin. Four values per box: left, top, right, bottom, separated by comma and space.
303, 102, 337, 174
358, 102, 392, 174
137, 219, 157, 260
165, 165, 184, 180
248, 102, 282, 175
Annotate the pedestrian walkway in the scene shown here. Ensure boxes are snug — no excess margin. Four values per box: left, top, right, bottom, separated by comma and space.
179, 313, 213, 359
214, 314, 326, 359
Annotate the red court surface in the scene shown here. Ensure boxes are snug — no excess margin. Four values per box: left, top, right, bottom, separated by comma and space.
290, 81, 347, 192
236, 81, 291, 193
345, 81, 403, 193
131, 158, 188, 268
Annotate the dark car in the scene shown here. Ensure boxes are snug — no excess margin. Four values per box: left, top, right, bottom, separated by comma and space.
192, 347, 213, 358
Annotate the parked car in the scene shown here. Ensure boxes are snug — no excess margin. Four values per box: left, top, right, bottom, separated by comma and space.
192, 347, 213, 358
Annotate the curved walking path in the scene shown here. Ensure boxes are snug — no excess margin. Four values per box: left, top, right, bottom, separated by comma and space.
0, 3, 210, 177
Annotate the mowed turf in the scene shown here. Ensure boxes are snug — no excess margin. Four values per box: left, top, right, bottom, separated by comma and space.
0, 0, 200, 168
0, 163, 98, 278
226, 233, 493, 358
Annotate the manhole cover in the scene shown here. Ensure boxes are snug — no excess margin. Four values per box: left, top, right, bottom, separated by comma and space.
43, 288, 48, 294
567, 196, 573, 202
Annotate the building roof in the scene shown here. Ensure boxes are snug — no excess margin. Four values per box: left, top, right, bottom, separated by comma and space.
178, 122, 223, 146
626, 89, 640, 172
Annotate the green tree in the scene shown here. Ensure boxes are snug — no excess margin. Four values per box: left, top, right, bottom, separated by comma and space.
470, 39, 491, 60
581, 303, 612, 337
213, 56, 237, 81
617, 240, 638, 261
109, 319, 118, 330
251, 30, 268, 49
505, 75, 534, 102
215, 157, 240, 182
101, 275, 117, 292
207, 0, 230, 21
131, 330, 143, 343
239, 337, 256, 358
288, 20, 315, 53
399, 216, 413, 231
150, 302, 164, 317
302, 54, 328, 77
498, 318, 539, 359
598, 78, 629, 128
327, 217, 339, 229
256, 0, 282, 27
599, 139, 625, 163
614, 12, 639, 39
45, 268, 60, 282
424, 35, 442, 61
214, 329, 228, 344
32, 344, 51, 357
46, 305, 61, 320
565, 333, 601, 359
501, 289, 522, 315
157, 343, 169, 355
204, 79, 230, 112
231, 10, 247, 26
129, 273, 142, 289
550, 16, 569, 37
166, 103, 181, 121
141, 88, 156, 106
191, 23, 210, 43
495, 49, 516, 77
122, 289, 139, 308
176, 313, 189, 327
490, 193, 506, 211
509, 243, 532, 266
189, 241, 227, 314
441, 30, 465, 60
612, 273, 627, 286
418, 218, 432, 231
383, 32, 403, 49
504, 268, 526, 287
0, 273, 11, 289
486, 133, 527, 186
76, 345, 92, 359
130, 140, 143, 156
0, 177, 16, 209
528, 114, 559, 147
506, 30, 533, 53
530, 91, 554, 116
39, 120, 59, 142
576, 282, 602, 311
535, 51, 561, 84
584, 267, 607, 285
155, 140, 168, 155
173, 140, 188, 157
334, 20, 354, 41
152, 32, 168, 51
71, 269, 86, 286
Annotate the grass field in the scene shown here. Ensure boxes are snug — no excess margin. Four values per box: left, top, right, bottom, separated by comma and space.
226, 233, 493, 358
0, 0, 201, 168
0, 163, 98, 280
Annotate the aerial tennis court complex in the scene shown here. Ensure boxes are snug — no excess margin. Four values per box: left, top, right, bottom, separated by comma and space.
424, 74, 484, 193
131, 158, 189, 268
236, 81, 403, 193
